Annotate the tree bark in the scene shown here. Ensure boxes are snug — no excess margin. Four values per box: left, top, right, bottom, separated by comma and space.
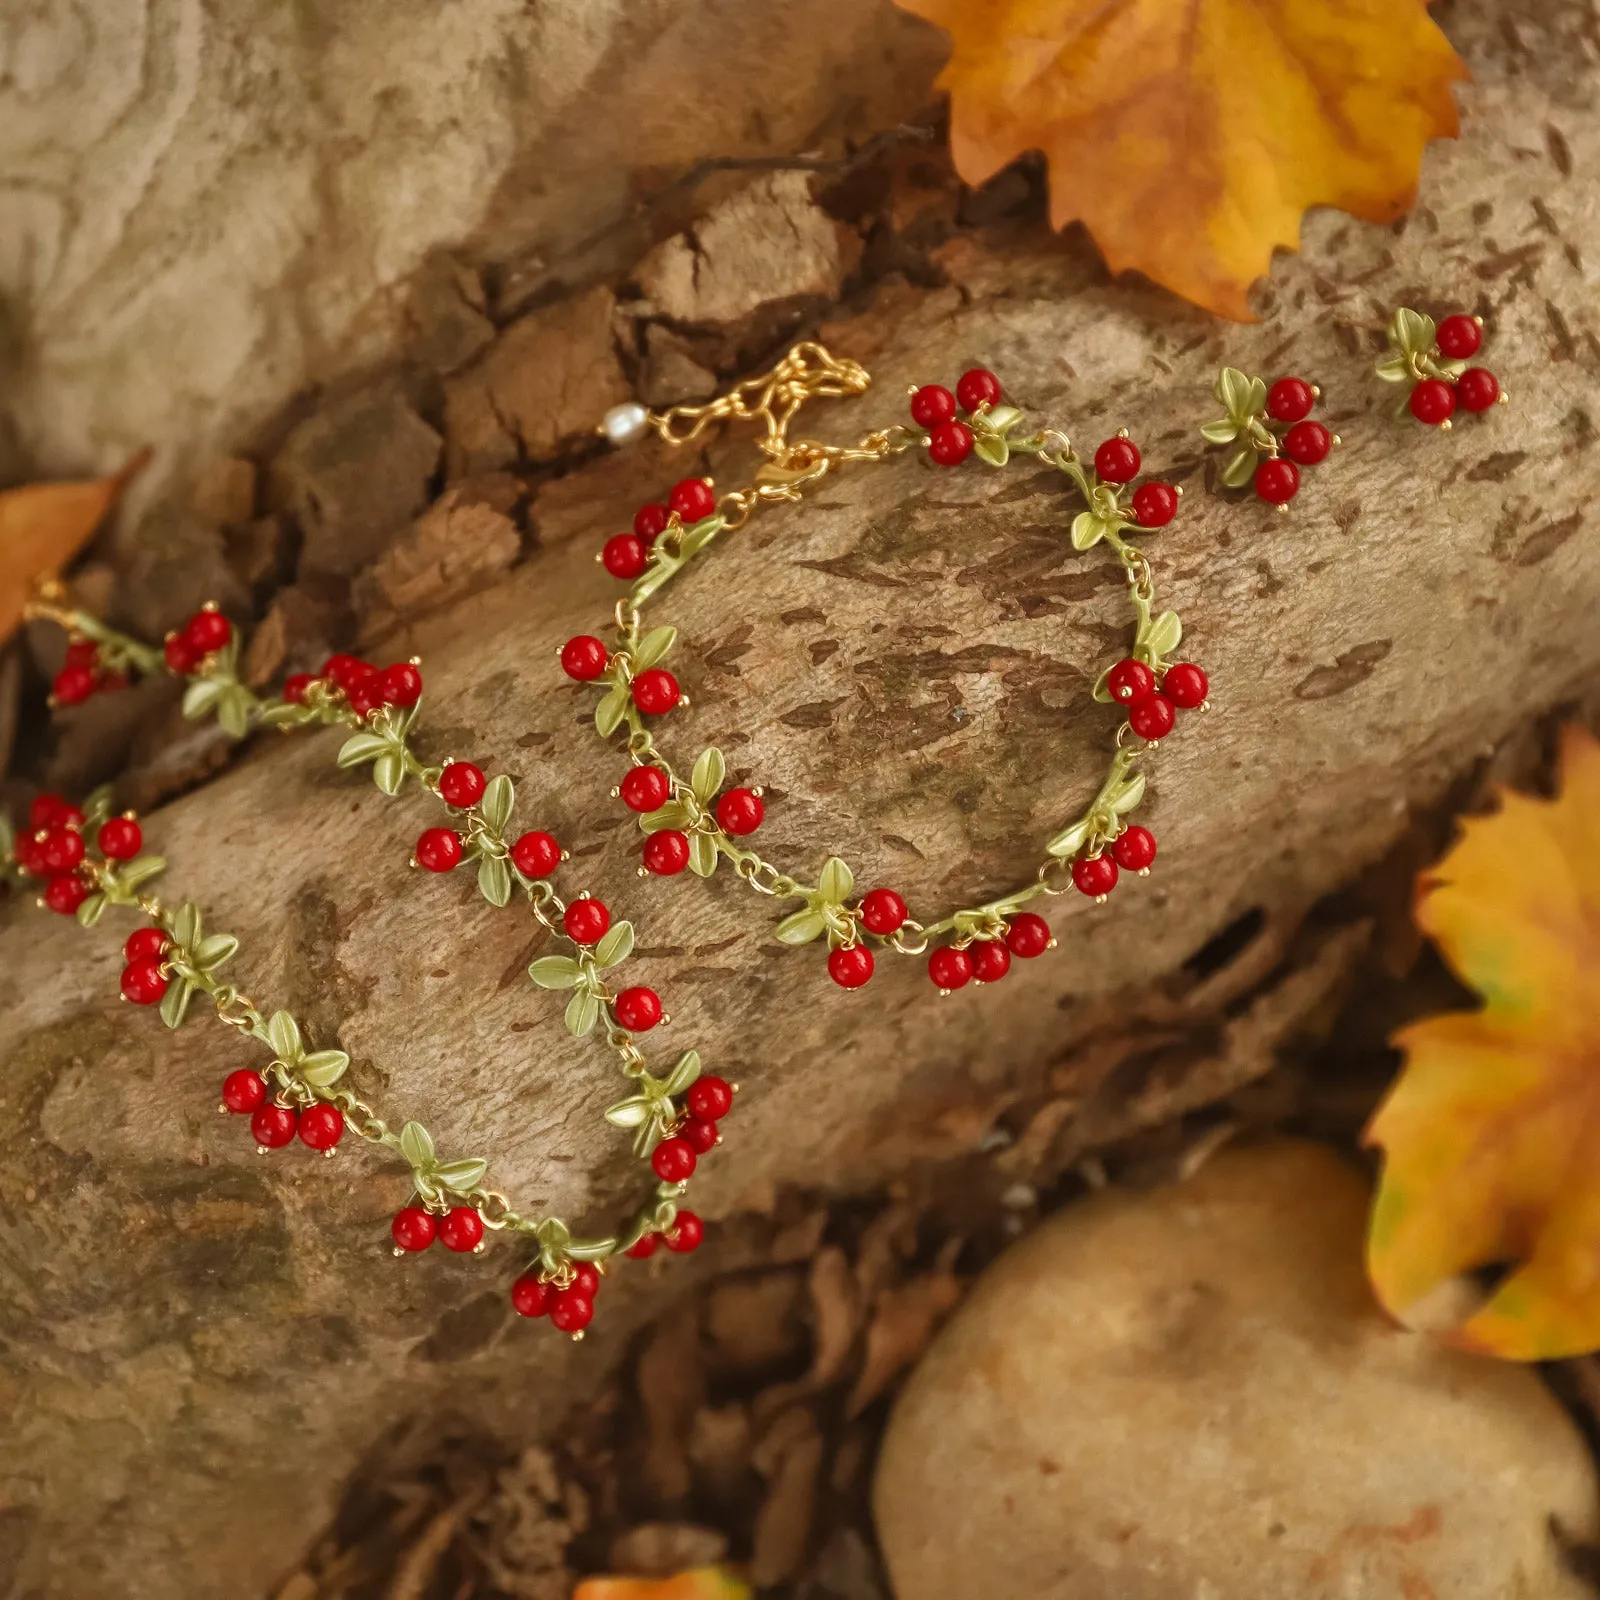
3, 2, 1599, 1595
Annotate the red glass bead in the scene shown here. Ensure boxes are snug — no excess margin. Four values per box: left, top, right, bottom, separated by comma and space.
124, 926, 170, 963
39, 826, 85, 873
1112, 825, 1157, 871
684, 1117, 719, 1153
859, 888, 907, 935
298, 1103, 345, 1151
625, 1233, 660, 1260
29, 794, 76, 831
45, 874, 89, 915
910, 384, 957, 428
1409, 378, 1456, 426
1072, 854, 1118, 897
1436, 314, 1482, 359
222, 1070, 268, 1114
1163, 662, 1209, 708
1254, 458, 1300, 504
120, 956, 168, 1002
16, 833, 49, 877
1131, 481, 1179, 528
320, 654, 364, 690
346, 675, 382, 718
716, 788, 763, 835
1106, 658, 1156, 706
686, 1076, 733, 1121
52, 665, 96, 705
415, 827, 462, 873
1457, 368, 1500, 412
643, 830, 691, 876
634, 503, 670, 541
669, 478, 717, 521
97, 817, 143, 861
511, 1275, 551, 1316
1283, 420, 1331, 465
1005, 912, 1051, 958
283, 672, 314, 704
1093, 436, 1141, 484
439, 1206, 484, 1253
564, 897, 611, 944
615, 986, 663, 1032
972, 939, 1011, 983
250, 1103, 298, 1149
164, 634, 198, 674
1266, 377, 1315, 422
632, 668, 680, 715
185, 609, 232, 654
666, 1211, 704, 1252
828, 944, 874, 988
560, 636, 610, 681
64, 639, 99, 669
652, 1136, 697, 1183
549, 1289, 594, 1333
928, 946, 973, 992
570, 1262, 602, 1298
379, 662, 423, 706
1128, 693, 1176, 741
956, 368, 1002, 412
511, 831, 562, 878
438, 762, 486, 808
392, 1207, 437, 1252
603, 534, 648, 579
927, 419, 974, 466
620, 766, 672, 813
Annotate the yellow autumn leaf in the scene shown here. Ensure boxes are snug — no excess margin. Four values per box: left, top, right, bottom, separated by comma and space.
1366, 725, 1600, 1360
894, 0, 1467, 319
574, 1568, 750, 1600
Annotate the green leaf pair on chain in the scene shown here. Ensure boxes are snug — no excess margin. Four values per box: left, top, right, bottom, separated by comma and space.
603, 1048, 705, 1157
594, 626, 677, 738
529, 916, 636, 1037
637, 745, 728, 878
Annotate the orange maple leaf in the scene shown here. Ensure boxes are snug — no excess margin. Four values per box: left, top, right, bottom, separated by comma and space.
574, 1570, 750, 1600
1366, 726, 1600, 1360
894, 0, 1468, 318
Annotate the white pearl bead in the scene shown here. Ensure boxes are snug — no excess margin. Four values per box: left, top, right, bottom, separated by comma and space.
600, 401, 649, 446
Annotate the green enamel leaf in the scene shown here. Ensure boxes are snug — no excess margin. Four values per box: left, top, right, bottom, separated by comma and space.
604, 1096, 654, 1130
1374, 354, 1411, 384
216, 687, 255, 738
633, 626, 677, 670
299, 1049, 349, 1087
1047, 816, 1094, 860
1391, 307, 1435, 357
981, 404, 1024, 434
565, 988, 600, 1037
372, 751, 406, 795
337, 731, 389, 769
689, 832, 719, 877
399, 1121, 436, 1169
775, 908, 827, 945
1110, 771, 1147, 814
691, 747, 725, 806
1219, 447, 1258, 489
1140, 610, 1183, 661
1071, 510, 1110, 551
972, 433, 1009, 468
193, 933, 238, 971
480, 774, 515, 834
117, 856, 167, 891
477, 853, 512, 907
159, 977, 194, 1030
181, 679, 224, 719
529, 955, 584, 989
594, 920, 634, 970
82, 785, 116, 830
595, 682, 629, 737
663, 1050, 701, 1096
640, 800, 693, 833
265, 1010, 303, 1061
76, 893, 107, 926
172, 903, 203, 949
259, 700, 318, 727
431, 1157, 487, 1192
1091, 664, 1115, 704
1200, 418, 1240, 445
817, 856, 854, 906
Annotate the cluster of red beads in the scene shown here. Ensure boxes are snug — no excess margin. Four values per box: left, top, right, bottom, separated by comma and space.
648, 1074, 734, 1187
1408, 315, 1501, 427
820, 887, 909, 989
559, 635, 683, 720
1104, 656, 1209, 743
926, 911, 1053, 993
13, 794, 145, 915
414, 759, 562, 880
51, 638, 130, 708
158, 604, 235, 679
283, 653, 423, 719
602, 478, 718, 580
510, 1260, 607, 1334
1068, 824, 1158, 901
909, 367, 1005, 467
616, 762, 765, 877
1087, 435, 1182, 530
390, 1203, 485, 1255
1254, 378, 1333, 506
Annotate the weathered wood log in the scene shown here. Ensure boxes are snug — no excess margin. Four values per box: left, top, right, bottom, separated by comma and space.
3, 3, 1599, 1595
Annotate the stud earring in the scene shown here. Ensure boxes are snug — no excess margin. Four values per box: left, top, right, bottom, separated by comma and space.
1374, 308, 1506, 429
1199, 367, 1339, 512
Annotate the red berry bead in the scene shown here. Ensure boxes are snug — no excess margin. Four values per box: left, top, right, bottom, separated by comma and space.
185, 609, 232, 654
652, 1136, 697, 1183
439, 1206, 484, 1253
16, 833, 49, 877
1457, 368, 1500, 412
1283, 420, 1331, 466
716, 788, 763, 835
1436, 314, 1482, 359
564, 897, 611, 945
30, 794, 77, 831
615, 986, 663, 1032
346, 674, 382, 719
1093, 436, 1141, 484
45, 874, 89, 915
1128, 693, 1176, 741
1112, 825, 1157, 872
669, 478, 717, 522
634, 503, 670, 541
1072, 853, 1118, 898
511, 1275, 551, 1315
684, 1117, 719, 1154
1131, 481, 1179, 528
164, 634, 198, 674
283, 672, 314, 704
511, 831, 562, 878
121, 955, 168, 1002
65, 639, 99, 669
927, 419, 974, 467
643, 830, 691, 876
910, 384, 957, 428
1254, 458, 1300, 504
859, 888, 907, 936
1266, 377, 1315, 422
298, 1103, 345, 1152
603, 533, 648, 579
686, 1076, 734, 1121
1409, 378, 1456, 426
124, 926, 170, 963
1106, 658, 1156, 706
632, 668, 680, 715
666, 1211, 704, 1252
39, 826, 85, 873
561, 636, 610, 681
1163, 662, 1209, 709
972, 939, 1011, 983
52, 665, 96, 706
415, 827, 462, 873
549, 1288, 594, 1334
828, 944, 875, 989
625, 1233, 660, 1260
620, 766, 672, 813
392, 1207, 437, 1252
955, 368, 1002, 413
222, 1070, 268, 1114
1005, 912, 1051, 958
570, 1262, 602, 1298
250, 1103, 297, 1149
378, 662, 423, 706
438, 761, 486, 808
320, 654, 365, 690
97, 817, 143, 860
928, 946, 973, 992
